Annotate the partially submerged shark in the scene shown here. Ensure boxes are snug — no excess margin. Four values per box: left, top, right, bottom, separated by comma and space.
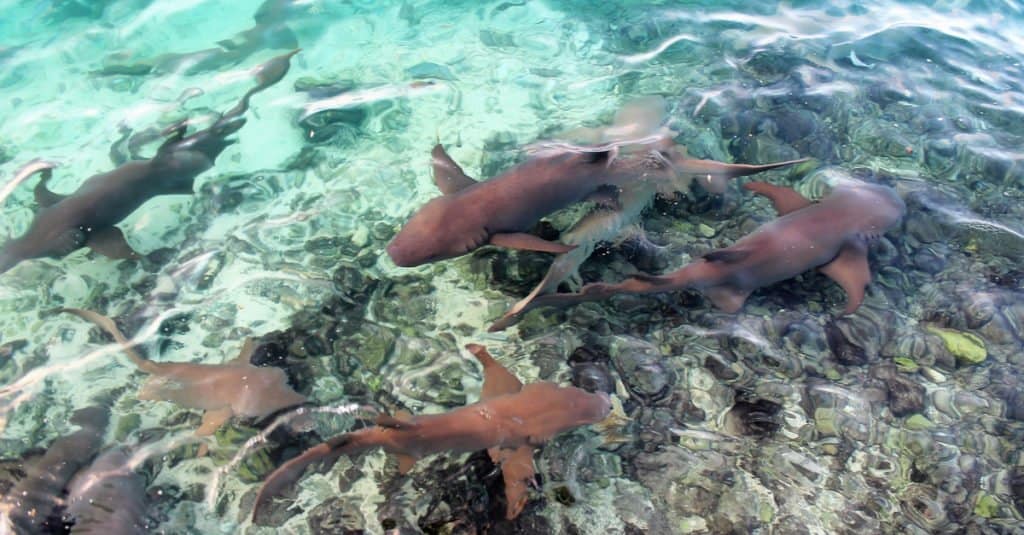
252, 344, 611, 522
0, 49, 299, 275
59, 308, 306, 438
505, 179, 905, 318
386, 139, 808, 267
0, 406, 109, 534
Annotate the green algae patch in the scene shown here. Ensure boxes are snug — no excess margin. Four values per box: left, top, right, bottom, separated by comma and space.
974, 492, 1000, 518
893, 357, 919, 373
904, 414, 934, 431
926, 326, 987, 365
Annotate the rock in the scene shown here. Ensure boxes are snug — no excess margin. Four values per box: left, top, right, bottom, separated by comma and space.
571, 362, 615, 394
723, 393, 782, 437
825, 320, 868, 366
904, 414, 933, 431
307, 497, 365, 534
872, 365, 926, 417
925, 326, 987, 365
609, 338, 674, 404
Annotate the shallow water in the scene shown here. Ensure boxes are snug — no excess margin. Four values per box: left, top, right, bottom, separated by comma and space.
1, 0, 1023, 533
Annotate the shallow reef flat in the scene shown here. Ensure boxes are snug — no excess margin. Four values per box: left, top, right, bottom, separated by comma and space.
0, 0, 1023, 534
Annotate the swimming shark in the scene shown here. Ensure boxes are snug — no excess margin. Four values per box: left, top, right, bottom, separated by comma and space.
0, 406, 109, 534
58, 308, 307, 439
0, 49, 298, 275
504, 179, 905, 317
62, 447, 148, 534
252, 344, 611, 522
387, 139, 807, 268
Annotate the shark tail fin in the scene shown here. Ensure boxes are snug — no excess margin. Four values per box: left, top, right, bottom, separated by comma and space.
252, 432, 364, 523
56, 308, 162, 375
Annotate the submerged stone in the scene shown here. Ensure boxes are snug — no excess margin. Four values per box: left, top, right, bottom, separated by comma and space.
925, 326, 987, 365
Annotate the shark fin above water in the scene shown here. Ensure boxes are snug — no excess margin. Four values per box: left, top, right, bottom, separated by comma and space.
432, 144, 478, 194
818, 239, 871, 314
490, 232, 577, 254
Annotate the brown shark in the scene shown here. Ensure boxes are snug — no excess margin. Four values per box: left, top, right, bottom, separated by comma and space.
252, 344, 611, 522
0, 49, 299, 275
58, 308, 306, 438
508, 179, 905, 317
387, 139, 807, 267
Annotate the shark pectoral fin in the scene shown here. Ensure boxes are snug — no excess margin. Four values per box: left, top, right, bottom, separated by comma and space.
195, 406, 234, 436
394, 453, 418, 474
466, 344, 523, 400
33, 169, 65, 207
703, 285, 751, 313
87, 226, 139, 260
819, 241, 870, 315
490, 233, 576, 254
743, 181, 811, 215
432, 144, 478, 194
498, 445, 536, 519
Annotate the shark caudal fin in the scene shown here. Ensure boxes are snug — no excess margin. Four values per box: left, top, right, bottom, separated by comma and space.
252, 432, 365, 523
56, 308, 162, 374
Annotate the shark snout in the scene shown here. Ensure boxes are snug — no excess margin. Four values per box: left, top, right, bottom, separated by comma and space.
386, 238, 420, 267
591, 391, 613, 420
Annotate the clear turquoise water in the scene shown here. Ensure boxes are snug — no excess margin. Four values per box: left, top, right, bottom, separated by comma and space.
1, 0, 1023, 533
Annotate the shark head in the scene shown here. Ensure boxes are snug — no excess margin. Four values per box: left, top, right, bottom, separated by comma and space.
167, 116, 247, 162
386, 196, 479, 267
835, 182, 906, 238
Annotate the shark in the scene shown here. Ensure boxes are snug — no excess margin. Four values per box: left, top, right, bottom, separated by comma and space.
386, 138, 808, 268
58, 308, 307, 439
0, 49, 299, 275
96, 0, 300, 78
0, 406, 109, 534
504, 179, 905, 318
252, 344, 611, 522
61, 447, 148, 534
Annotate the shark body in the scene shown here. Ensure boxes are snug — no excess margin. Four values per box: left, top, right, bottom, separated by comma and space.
0, 50, 298, 275
509, 180, 905, 317
252, 344, 610, 522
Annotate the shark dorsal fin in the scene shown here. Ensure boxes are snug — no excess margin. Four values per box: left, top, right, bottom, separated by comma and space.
432, 144, 477, 195
466, 344, 523, 401
744, 181, 811, 216
33, 168, 65, 207
230, 338, 257, 364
